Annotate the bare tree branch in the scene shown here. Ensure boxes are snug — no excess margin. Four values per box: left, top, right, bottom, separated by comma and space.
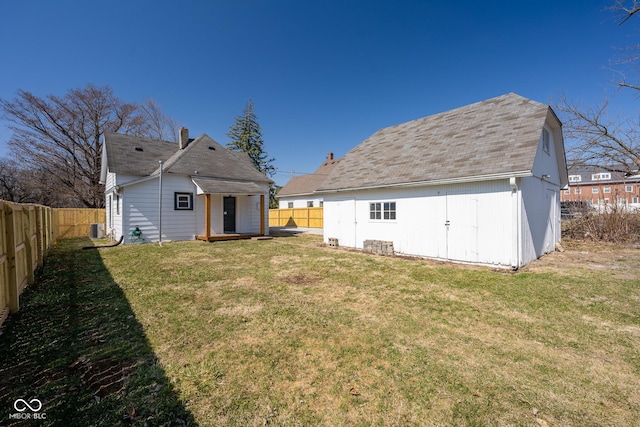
0, 84, 180, 208
608, 0, 640, 25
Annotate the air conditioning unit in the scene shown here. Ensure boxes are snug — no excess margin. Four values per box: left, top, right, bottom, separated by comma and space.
90, 223, 105, 239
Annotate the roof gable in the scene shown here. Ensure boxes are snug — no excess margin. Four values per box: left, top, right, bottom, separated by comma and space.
279, 156, 342, 197
318, 93, 554, 192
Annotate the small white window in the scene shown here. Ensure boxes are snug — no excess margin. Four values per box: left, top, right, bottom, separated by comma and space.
633, 196, 639, 204
542, 129, 550, 154
592, 173, 611, 181
369, 202, 396, 220
603, 187, 611, 194
592, 187, 599, 194
287, 202, 293, 208
563, 189, 570, 195
574, 188, 581, 195
569, 175, 582, 183
174, 192, 193, 210
625, 185, 633, 192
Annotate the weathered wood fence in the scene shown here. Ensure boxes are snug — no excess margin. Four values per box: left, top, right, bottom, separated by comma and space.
0, 201, 105, 327
269, 207, 323, 228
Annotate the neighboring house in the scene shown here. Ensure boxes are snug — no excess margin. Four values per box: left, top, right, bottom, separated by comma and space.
561, 164, 640, 208
100, 128, 273, 243
277, 152, 342, 208
316, 93, 568, 269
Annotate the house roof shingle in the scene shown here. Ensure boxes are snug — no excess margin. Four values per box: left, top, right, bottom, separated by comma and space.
567, 164, 640, 185
317, 93, 558, 192
278, 156, 342, 197
103, 132, 272, 184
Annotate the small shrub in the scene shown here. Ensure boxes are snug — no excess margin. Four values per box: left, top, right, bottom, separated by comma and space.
563, 204, 640, 243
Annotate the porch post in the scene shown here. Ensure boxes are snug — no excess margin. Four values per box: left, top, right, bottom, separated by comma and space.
205, 194, 211, 239
260, 194, 265, 235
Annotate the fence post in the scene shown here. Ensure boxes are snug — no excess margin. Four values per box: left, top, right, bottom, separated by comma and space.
4, 203, 19, 313
23, 208, 34, 287
35, 206, 44, 268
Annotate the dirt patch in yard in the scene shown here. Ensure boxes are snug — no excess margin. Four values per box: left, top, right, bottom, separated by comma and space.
523, 239, 640, 278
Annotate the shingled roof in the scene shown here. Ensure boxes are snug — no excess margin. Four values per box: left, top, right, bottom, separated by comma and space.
278, 154, 342, 197
317, 93, 559, 192
102, 132, 272, 184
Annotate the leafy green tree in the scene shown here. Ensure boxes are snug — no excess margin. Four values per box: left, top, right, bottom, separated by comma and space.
226, 99, 279, 207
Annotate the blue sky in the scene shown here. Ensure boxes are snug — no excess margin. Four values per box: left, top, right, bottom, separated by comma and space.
1, 0, 638, 186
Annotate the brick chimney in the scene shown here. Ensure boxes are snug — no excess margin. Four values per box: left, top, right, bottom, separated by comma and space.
327, 152, 334, 160
179, 127, 189, 149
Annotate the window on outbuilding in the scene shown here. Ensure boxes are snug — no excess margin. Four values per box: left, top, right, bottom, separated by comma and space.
542, 129, 551, 154
174, 192, 193, 210
307, 201, 314, 207
370, 203, 381, 220
370, 202, 396, 220
287, 202, 293, 208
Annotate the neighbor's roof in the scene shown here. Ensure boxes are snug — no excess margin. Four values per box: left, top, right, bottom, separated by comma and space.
103, 132, 272, 184
278, 156, 342, 197
317, 93, 560, 192
566, 164, 640, 184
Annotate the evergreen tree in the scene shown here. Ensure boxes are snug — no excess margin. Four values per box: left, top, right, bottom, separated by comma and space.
226, 99, 279, 207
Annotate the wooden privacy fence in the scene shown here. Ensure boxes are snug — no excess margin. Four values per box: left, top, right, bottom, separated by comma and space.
53, 208, 106, 239
0, 201, 105, 327
0, 201, 54, 326
269, 207, 323, 228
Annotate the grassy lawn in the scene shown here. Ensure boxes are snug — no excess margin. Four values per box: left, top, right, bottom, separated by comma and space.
1, 234, 639, 426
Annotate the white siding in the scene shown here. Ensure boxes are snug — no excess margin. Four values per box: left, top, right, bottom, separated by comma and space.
278, 196, 323, 209
531, 123, 563, 187
518, 118, 563, 265
519, 176, 561, 265
121, 175, 198, 243
112, 177, 269, 243
237, 195, 265, 233
105, 171, 117, 193
323, 180, 515, 267
105, 183, 124, 241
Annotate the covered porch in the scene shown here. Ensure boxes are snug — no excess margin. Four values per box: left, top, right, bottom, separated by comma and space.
196, 233, 265, 242
192, 178, 268, 242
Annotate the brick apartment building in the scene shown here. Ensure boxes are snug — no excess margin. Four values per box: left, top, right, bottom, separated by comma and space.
561, 165, 640, 208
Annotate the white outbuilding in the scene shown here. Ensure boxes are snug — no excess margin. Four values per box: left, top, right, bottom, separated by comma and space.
316, 93, 568, 269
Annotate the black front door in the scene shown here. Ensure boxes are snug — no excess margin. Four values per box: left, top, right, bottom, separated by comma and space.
223, 196, 236, 233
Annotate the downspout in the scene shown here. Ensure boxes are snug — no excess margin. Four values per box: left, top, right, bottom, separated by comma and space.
510, 177, 520, 270
158, 160, 163, 246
